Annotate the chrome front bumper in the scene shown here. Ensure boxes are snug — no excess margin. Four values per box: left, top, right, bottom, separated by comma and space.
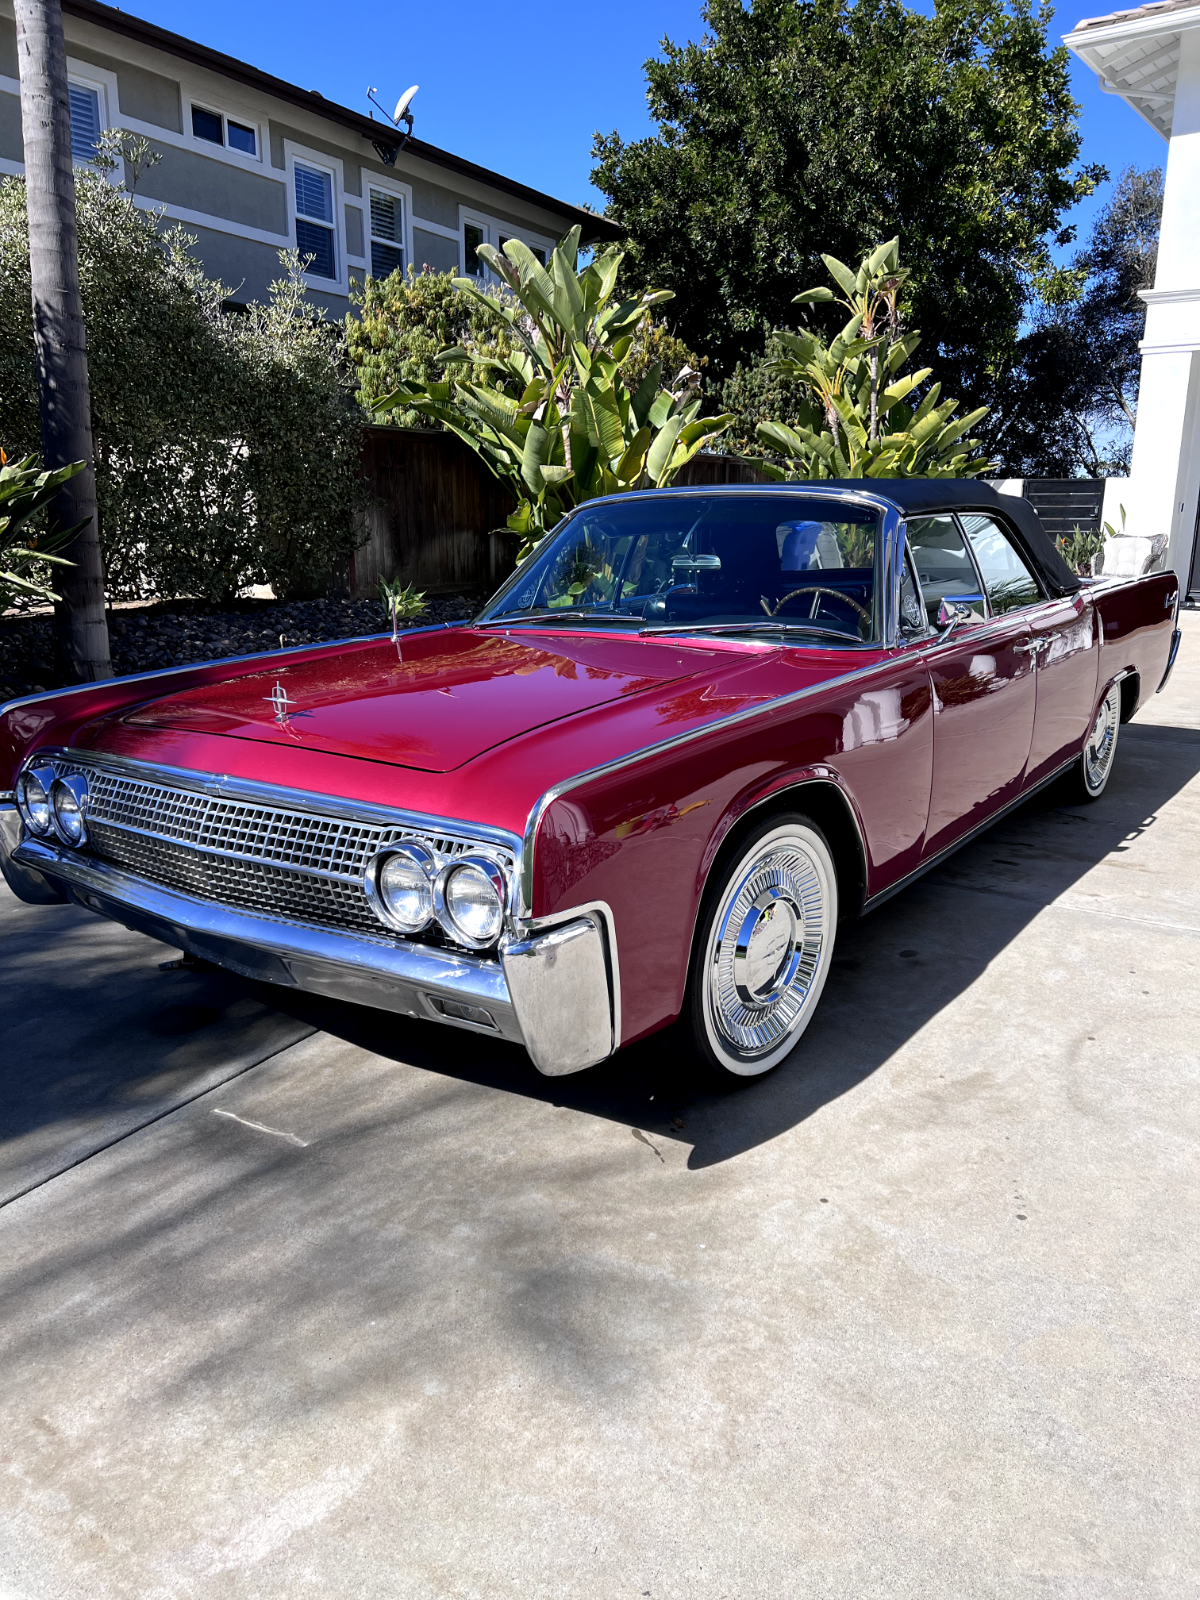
3, 811, 617, 1076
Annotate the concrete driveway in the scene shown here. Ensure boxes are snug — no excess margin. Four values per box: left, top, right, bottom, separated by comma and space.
2, 616, 1198, 1599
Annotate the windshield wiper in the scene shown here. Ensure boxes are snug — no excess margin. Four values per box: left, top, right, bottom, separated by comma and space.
639, 621, 864, 644
473, 609, 637, 628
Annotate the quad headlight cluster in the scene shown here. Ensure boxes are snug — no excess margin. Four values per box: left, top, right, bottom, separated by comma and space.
16, 761, 89, 848
365, 842, 510, 950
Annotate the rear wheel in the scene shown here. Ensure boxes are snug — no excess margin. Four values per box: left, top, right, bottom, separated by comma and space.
683, 815, 837, 1082
1069, 682, 1121, 802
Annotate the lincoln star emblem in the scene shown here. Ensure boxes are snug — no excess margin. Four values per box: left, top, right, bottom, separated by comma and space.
264, 681, 295, 724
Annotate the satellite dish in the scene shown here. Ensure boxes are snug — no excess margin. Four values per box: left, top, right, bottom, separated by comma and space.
393, 85, 419, 123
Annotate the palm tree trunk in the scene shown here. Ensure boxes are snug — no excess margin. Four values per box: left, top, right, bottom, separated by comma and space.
14, 0, 111, 681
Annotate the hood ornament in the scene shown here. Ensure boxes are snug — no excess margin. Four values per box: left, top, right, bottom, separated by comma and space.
264, 680, 296, 725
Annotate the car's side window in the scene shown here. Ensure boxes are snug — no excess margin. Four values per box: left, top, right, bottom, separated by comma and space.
960, 514, 1042, 614
906, 516, 986, 626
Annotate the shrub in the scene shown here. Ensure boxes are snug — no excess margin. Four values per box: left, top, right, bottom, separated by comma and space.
0, 452, 83, 610
374, 228, 732, 557
750, 240, 993, 479
347, 266, 517, 427
0, 168, 368, 603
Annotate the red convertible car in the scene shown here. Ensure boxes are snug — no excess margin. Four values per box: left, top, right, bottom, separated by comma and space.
0, 482, 1182, 1082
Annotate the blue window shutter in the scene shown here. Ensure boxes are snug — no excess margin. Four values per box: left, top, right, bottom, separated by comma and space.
68, 84, 100, 163
369, 191, 400, 243
294, 163, 333, 223
370, 242, 404, 278
296, 219, 336, 279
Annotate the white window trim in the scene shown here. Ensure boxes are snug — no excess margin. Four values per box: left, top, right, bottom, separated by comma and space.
185, 97, 264, 166
65, 58, 115, 175
362, 172, 413, 278
459, 206, 555, 280
284, 140, 348, 294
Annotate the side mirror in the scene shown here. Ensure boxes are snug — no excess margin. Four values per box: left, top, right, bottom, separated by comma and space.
936, 596, 982, 633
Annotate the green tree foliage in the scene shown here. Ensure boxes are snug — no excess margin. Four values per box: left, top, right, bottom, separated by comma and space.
720, 336, 820, 457
988, 166, 1162, 476
347, 266, 518, 427
348, 264, 707, 433
592, 0, 1102, 395
0, 167, 367, 603
750, 241, 992, 478
375, 228, 733, 556
0, 452, 83, 609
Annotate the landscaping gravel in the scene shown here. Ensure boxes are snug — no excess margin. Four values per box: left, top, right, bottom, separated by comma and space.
0, 592, 476, 703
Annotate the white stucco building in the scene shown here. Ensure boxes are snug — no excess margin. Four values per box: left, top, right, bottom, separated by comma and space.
1066, 0, 1200, 596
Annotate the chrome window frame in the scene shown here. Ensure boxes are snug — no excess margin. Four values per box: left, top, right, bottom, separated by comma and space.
477, 483, 905, 648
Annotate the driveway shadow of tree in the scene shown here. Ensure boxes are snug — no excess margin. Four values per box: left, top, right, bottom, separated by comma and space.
282, 721, 1200, 1169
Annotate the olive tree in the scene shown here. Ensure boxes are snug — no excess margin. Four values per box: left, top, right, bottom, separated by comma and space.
0, 165, 368, 603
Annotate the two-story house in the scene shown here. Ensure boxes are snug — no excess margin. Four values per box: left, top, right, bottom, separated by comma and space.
0, 0, 618, 311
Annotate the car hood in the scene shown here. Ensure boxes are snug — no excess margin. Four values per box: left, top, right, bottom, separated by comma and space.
121, 628, 715, 773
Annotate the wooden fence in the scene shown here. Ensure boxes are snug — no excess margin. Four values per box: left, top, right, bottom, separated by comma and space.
350, 427, 778, 599
349, 427, 518, 598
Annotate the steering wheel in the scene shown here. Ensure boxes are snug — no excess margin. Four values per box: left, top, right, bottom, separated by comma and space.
761, 585, 873, 639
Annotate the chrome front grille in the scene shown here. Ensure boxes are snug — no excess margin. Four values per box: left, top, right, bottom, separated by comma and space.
51, 757, 513, 944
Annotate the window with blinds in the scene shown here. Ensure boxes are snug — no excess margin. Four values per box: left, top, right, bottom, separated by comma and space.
368, 189, 405, 279
68, 83, 101, 164
294, 162, 336, 280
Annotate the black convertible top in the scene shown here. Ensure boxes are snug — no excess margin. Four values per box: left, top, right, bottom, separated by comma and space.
842, 478, 1082, 598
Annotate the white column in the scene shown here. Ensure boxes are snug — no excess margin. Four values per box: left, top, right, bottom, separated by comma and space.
1129, 26, 1200, 589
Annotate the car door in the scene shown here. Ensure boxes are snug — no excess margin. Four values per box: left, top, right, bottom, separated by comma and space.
908, 514, 1038, 861
960, 514, 1099, 787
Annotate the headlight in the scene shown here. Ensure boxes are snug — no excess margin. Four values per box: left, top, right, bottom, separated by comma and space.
16, 763, 56, 834
438, 855, 507, 949
365, 843, 436, 934
50, 772, 89, 847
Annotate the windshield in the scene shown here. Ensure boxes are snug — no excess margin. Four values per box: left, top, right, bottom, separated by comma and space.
478, 494, 881, 643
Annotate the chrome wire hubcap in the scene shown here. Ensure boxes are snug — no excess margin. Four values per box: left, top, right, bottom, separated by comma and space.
705, 837, 830, 1066
1084, 688, 1119, 792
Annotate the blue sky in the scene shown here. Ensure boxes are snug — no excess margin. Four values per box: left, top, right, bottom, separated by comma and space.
132, 0, 1165, 250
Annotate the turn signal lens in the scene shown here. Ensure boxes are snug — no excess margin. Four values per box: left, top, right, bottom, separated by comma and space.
442, 857, 506, 948
50, 773, 89, 846
366, 844, 436, 934
16, 765, 55, 834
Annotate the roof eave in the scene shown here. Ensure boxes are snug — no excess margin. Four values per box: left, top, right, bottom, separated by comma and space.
60, 0, 623, 242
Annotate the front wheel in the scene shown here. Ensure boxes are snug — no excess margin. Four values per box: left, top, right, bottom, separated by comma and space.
684, 815, 838, 1082
1069, 682, 1122, 802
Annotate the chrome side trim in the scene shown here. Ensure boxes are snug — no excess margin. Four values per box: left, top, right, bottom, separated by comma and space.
0, 623, 456, 721
28, 747, 523, 859
1158, 627, 1182, 694
14, 835, 526, 1043
518, 653, 895, 915
860, 754, 1077, 913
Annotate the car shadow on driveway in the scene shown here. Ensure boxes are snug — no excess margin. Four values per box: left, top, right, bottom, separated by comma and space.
278, 720, 1200, 1169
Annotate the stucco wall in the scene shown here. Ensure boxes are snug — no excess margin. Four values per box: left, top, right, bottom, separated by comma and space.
412, 227, 461, 275
135, 140, 288, 233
